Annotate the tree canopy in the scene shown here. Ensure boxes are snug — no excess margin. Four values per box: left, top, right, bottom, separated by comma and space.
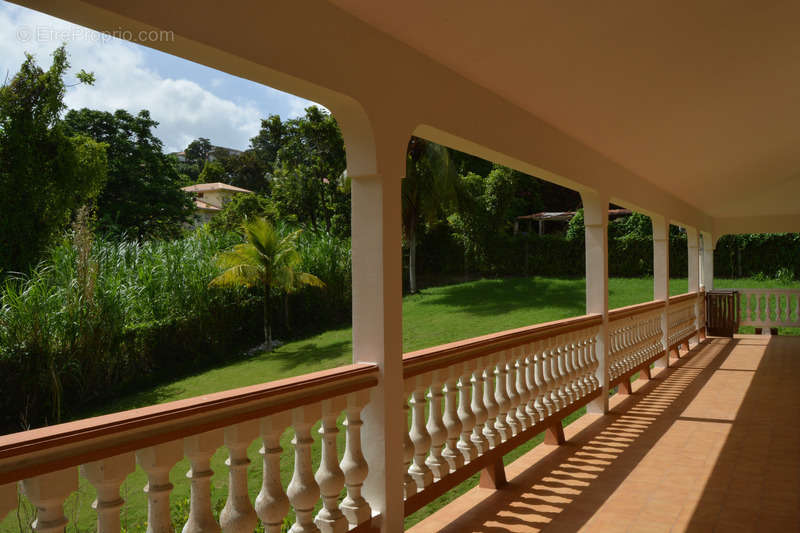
64, 108, 193, 238
0, 46, 107, 274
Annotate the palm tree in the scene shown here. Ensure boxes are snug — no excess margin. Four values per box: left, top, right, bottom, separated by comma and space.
210, 218, 323, 351
403, 137, 458, 293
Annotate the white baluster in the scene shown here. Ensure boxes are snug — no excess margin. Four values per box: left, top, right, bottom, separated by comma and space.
220, 421, 259, 533
482, 358, 500, 449
524, 349, 540, 425
401, 392, 418, 499
470, 363, 489, 454
504, 353, 521, 436
408, 380, 433, 489
287, 405, 322, 533
340, 391, 371, 525
538, 348, 554, 416
137, 440, 183, 533
21, 469, 78, 533
183, 430, 223, 533
554, 337, 570, 407
0, 483, 16, 523
514, 349, 530, 430
584, 327, 600, 391
425, 372, 449, 479
457, 362, 478, 462
442, 372, 464, 471
82, 453, 135, 533
315, 398, 348, 533
493, 355, 511, 442
255, 413, 291, 533
566, 335, 582, 401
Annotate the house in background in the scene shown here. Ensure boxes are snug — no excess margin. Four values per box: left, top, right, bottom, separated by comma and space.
181, 182, 253, 223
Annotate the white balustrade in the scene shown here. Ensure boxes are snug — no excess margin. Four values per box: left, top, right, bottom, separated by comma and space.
0, 365, 379, 533
255, 413, 291, 533
441, 372, 464, 471
339, 391, 372, 525
470, 363, 489, 455
138, 440, 183, 533
401, 394, 418, 499
739, 288, 800, 328
220, 421, 259, 533
408, 378, 434, 489
493, 356, 511, 442
425, 372, 449, 479
21, 469, 78, 533
608, 306, 664, 382
82, 453, 135, 533
668, 296, 698, 348
184, 430, 224, 533
482, 359, 500, 448
456, 362, 478, 462
287, 405, 322, 533
315, 398, 347, 533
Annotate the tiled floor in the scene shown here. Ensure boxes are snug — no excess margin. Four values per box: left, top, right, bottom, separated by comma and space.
409, 335, 800, 532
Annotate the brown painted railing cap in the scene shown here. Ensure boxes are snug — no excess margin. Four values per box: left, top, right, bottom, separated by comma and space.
669, 291, 699, 304
608, 299, 666, 320
403, 313, 601, 378
0, 362, 377, 481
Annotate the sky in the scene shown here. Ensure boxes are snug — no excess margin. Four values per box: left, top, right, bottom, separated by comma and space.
0, 1, 321, 153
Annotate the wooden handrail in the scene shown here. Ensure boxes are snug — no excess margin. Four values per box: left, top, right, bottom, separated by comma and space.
608, 299, 665, 321
0, 363, 378, 484
668, 291, 699, 304
403, 314, 602, 378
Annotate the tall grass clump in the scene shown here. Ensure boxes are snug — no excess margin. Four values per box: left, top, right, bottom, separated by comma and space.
0, 220, 353, 433
0, 220, 253, 431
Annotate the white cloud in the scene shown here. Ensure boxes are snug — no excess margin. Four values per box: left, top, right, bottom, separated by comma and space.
0, 2, 308, 152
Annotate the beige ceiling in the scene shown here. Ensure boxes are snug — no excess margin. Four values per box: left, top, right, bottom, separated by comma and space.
329, 0, 800, 219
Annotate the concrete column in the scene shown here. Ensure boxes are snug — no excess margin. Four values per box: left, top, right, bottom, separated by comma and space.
652, 215, 670, 368
686, 227, 701, 344
700, 231, 714, 290
687, 227, 699, 293
350, 162, 404, 529
581, 191, 610, 414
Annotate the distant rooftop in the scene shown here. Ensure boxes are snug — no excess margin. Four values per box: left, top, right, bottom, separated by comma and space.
517, 209, 632, 222
181, 182, 253, 194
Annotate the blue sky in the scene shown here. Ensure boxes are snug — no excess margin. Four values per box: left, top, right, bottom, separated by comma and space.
0, 1, 320, 152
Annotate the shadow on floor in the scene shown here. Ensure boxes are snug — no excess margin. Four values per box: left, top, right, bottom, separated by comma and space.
427, 338, 739, 532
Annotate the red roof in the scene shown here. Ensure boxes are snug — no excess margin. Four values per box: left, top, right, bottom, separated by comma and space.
181, 182, 253, 194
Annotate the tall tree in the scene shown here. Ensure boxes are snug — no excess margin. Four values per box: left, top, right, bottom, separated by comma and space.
270, 107, 348, 233
184, 137, 212, 166
0, 46, 107, 274
210, 218, 323, 350
403, 137, 458, 292
64, 108, 193, 238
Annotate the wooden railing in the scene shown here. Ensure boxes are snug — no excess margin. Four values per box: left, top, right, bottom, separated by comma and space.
607, 300, 665, 390
668, 292, 700, 351
0, 364, 378, 533
0, 295, 708, 531
738, 288, 800, 328
400, 314, 603, 514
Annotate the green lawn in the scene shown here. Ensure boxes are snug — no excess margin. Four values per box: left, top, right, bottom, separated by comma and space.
2, 276, 782, 531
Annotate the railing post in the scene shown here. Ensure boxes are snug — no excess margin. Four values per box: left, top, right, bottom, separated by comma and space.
581, 191, 609, 414
349, 139, 405, 530
701, 231, 714, 291
653, 215, 670, 368
687, 227, 701, 344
